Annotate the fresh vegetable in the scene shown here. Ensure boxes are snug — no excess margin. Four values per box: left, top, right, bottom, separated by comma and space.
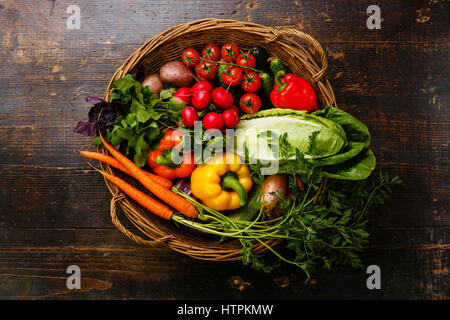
100, 171, 173, 220
191, 89, 211, 110
221, 43, 240, 63
259, 72, 274, 104
159, 61, 195, 87
181, 106, 198, 127
181, 48, 201, 68
248, 46, 270, 72
217, 63, 229, 87
74, 98, 121, 137
159, 86, 177, 101
260, 174, 288, 218
101, 75, 181, 167
234, 107, 375, 180
211, 87, 233, 109
173, 87, 192, 105
269, 57, 289, 76
236, 52, 256, 72
190, 153, 253, 211
100, 134, 198, 218
147, 129, 196, 180
79, 150, 172, 189
221, 66, 243, 86
221, 108, 239, 128
239, 93, 261, 113
203, 112, 223, 130
191, 81, 213, 93
270, 71, 318, 112
202, 44, 221, 62
195, 60, 218, 81
241, 72, 261, 93
141, 74, 163, 95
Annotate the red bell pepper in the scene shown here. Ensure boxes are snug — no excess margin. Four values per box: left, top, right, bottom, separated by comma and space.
270, 71, 318, 112
147, 129, 195, 180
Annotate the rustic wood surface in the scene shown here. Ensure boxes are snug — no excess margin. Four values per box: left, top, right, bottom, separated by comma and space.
0, 0, 448, 299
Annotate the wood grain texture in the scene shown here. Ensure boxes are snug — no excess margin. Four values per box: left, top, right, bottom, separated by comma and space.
0, 0, 448, 299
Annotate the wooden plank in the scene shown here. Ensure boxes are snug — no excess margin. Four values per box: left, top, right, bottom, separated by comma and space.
0, 228, 448, 299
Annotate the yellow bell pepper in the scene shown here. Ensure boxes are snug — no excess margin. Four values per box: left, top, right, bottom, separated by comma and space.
190, 153, 253, 211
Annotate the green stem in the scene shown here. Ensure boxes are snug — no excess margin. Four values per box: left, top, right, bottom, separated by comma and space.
274, 70, 287, 92
201, 57, 264, 74
221, 172, 247, 206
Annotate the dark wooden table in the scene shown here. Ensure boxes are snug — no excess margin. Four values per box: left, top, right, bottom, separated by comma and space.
0, 0, 448, 300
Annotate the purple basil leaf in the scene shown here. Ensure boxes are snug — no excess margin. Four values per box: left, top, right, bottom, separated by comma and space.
74, 121, 97, 136
86, 96, 103, 105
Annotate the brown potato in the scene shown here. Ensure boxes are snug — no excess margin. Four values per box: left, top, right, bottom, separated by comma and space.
159, 61, 195, 87
142, 73, 163, 95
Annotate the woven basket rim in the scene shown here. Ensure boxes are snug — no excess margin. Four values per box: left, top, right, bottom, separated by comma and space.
99, 18, 337, 262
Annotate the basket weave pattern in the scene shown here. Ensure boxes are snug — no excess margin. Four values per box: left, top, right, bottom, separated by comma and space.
100, 18, 337, 261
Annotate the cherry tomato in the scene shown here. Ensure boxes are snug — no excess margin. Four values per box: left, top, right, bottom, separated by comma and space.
239, 93, 261, 113
221, 43, 240, 63
203, 112, 223, 131
195, 60, 218, 81
241, 72, 261, 93
201, 44, 221, 62
221, 66, 243, 86
181, 106, 198, 127
192, 90, 211, 110
211, 87, 234, 109
173, 87, 191, 105
191, 80, 213, 93
181, 48, 200, 68
221, 108, 239, 128
235, 52, 256, 72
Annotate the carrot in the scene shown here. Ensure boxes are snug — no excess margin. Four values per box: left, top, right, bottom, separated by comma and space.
100, 134, 198, 218
79, 150, 172, 189
100, 171, 173, 220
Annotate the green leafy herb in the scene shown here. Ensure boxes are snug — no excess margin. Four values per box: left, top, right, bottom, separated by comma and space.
98, 74, 183, 167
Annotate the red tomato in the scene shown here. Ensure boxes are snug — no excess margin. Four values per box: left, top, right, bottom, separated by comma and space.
241, 72, 261, 93
191, 81, 213, 93
203, 112, 223, 130
221, 66, 243, 86
192, 90, 211, 110
239, 93, 261, 113
221, 108, 239, 128
181, 48, 200, 68
211, 87, 234, 109
221, 43, 240, 63
235, 52, 256, 71
201, 44, 221, 62
195, 60, 218, 81
173, 87, 191, 105
181, 106, 198, 127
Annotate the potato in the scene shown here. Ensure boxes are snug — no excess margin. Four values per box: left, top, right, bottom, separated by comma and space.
142, 73, 163, 95
159, 61, 194, 87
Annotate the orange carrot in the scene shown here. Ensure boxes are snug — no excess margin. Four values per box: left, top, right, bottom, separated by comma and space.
100, 171, 173, 220
79, 150, 172, 189
100, 134, 198, 218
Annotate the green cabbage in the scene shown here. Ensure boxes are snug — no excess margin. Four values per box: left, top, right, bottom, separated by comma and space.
234, 107, 375, 180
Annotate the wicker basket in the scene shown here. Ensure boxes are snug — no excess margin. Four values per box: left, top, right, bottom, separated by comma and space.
100, 18, 337, 262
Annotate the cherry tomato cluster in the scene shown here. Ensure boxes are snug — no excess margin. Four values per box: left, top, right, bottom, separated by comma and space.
177, 43, 265, 130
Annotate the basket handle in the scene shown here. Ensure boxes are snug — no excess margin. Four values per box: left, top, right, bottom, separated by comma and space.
110, 194, 172, 247
267, 27, 328, 82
